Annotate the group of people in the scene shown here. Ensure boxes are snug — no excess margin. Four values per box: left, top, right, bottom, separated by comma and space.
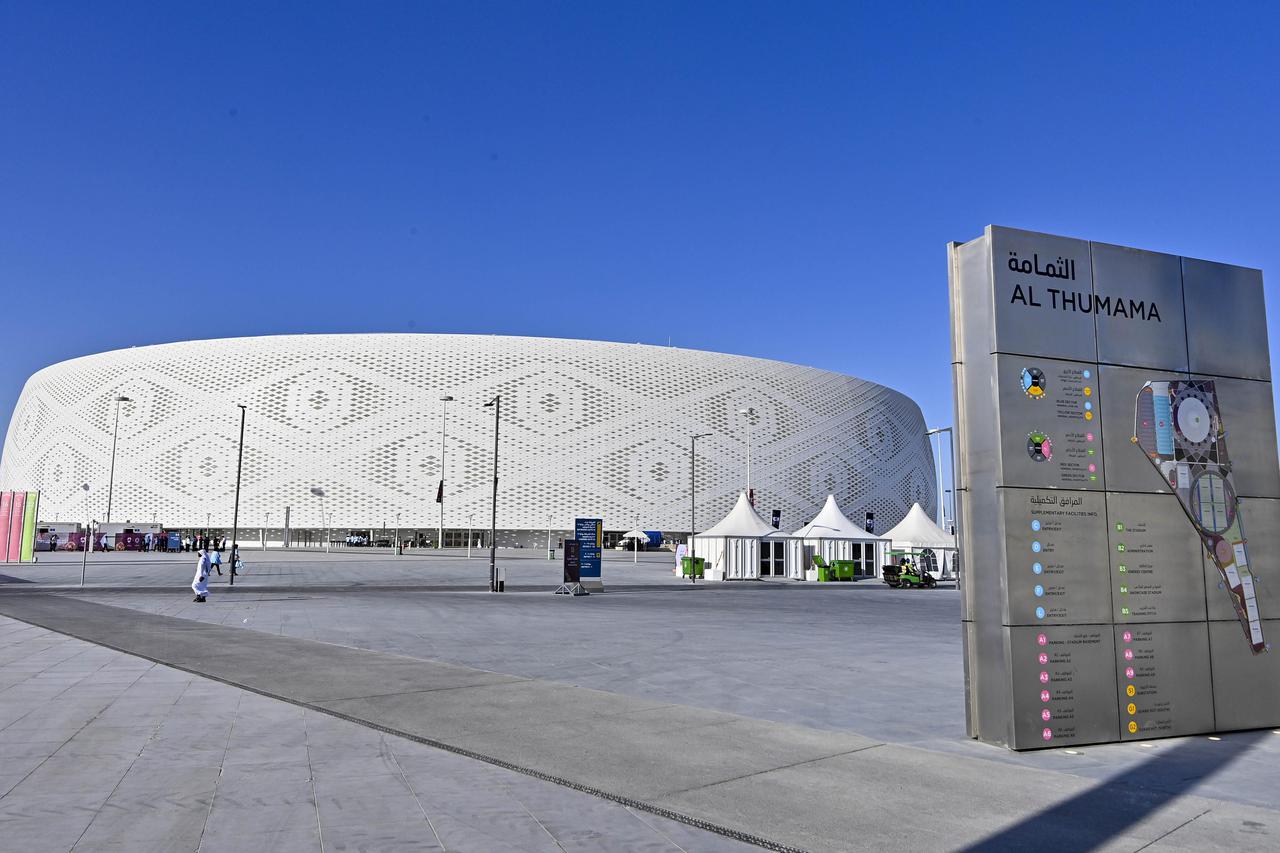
190, 544, 239, 603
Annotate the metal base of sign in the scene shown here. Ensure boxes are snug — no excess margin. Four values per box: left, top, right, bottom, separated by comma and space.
553, 583, 589, 596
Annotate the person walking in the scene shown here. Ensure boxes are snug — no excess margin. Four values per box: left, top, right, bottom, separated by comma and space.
192, 549, 210, 602
210, 547, 223, 576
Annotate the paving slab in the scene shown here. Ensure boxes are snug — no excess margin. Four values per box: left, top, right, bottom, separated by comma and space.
3, 594, 1278, 852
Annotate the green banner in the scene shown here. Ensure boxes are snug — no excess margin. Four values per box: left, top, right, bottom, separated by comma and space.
20, 492, 39, 562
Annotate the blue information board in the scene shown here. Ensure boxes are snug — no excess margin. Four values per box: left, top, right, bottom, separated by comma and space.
575, 518, 602, 586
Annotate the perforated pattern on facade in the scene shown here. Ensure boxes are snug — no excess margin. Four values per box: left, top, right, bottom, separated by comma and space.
0, 334, 936, 532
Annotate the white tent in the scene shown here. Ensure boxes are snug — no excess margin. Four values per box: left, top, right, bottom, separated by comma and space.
884, 502, 957, 578
787, 495, 889, 580
691, 493, 789, 581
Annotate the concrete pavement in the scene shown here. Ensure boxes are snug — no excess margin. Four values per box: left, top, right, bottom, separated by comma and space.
1, 592, 1276, 852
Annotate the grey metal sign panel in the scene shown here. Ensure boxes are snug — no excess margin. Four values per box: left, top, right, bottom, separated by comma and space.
1183, 257, 1270, 381
1187, 375, 1280, 498
989, 227, 1097, 362
1205, 497, 1280, 622
1092, 242, 1188, 371
1208, 618, 1280, 731
1002, 488, 1112, 625
1114, 622, 1214, 740
1106, 492, 1207, 624
1008, 625, 1118, 749
1097, 365, 1189, 494
996, 354, 1104, 491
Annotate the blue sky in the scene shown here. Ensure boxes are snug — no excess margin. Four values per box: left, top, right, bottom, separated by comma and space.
2, 2, 1278, 439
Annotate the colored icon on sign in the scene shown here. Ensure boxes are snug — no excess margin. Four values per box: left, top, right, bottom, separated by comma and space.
1088, 463, 1096, 473
1037, 633, 1047, 646
1085, 401, 1093, 411
1020, 367, 1048, 399
1083, 386, 1092, 397
1034, 584, 1044, 597
1039, 671, 1049, 684
1039, 653, 1049, 665
1127, 702, 1137, 715
1042, 728, 1053, 741
1124, 648, 1134, 661
1040, 689, 1051, 702
1083, 370, 1091, 379
1033, 562, 1043, 574
1128, 721, 1138, 734
1118, 564, 1127, 573
1121, 606, 1131, 616
1032, 541, 1042, 553
1123, 631, 1132, 643
1031, 519, 1041, 532
1035, 606, 1046, 619
1125, 666, 1135, 679
1086, 432, 1094, 441
1085, 410, 1094, 421
1042, 709, 1051, 722
1126, 684, 1136, 697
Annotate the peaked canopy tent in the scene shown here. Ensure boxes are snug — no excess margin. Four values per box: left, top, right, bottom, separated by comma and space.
787, 495, 889, 580
691, 493, 791, 581
884, 502, 957, 578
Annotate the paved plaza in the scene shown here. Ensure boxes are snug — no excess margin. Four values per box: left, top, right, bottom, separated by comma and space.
2, 550, 1279, 851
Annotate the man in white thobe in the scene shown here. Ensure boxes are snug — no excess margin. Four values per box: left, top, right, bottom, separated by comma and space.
192, 549, 211, 602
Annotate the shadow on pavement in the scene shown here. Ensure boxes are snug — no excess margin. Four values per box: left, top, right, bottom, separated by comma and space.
962, 731, 1268, 852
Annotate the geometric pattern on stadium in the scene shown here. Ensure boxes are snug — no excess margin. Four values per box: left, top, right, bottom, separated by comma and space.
0, 334, 936, 535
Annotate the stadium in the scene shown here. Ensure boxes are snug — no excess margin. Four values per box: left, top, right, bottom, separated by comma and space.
0, 334, 936, 548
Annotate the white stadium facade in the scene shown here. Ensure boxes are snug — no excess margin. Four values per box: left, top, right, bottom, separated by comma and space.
0, 334, 936, 547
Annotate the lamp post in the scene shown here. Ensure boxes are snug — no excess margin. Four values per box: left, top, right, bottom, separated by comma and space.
263, 512, 270, 550
468, 513, 474, 559
437, 395, 454, 548
105, 395, 132, 523
926, 426, 958, 580
310, 487, 328, 553
395, 512, 401, 556
483, 395, 500, 592
689, 433, 711, 561
547, 514, 553, 560
736, 407, 756, 502
229, 404, 246, 586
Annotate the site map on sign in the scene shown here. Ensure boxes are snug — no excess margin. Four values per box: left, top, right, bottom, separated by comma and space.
1133, 380, 1267, 654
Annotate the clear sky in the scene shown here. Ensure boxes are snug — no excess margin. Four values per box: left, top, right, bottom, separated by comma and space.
2, 2, 1278, 439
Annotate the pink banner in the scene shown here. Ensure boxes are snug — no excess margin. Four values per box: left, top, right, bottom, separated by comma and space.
0, 492, 12, 562
7, 492, 25, 563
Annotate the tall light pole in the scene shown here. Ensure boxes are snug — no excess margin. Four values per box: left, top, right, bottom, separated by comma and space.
467, 513, 474, 559
229, 404, 246, 586
926, 426, 958, 580
395, 512, 401, 556
105, 395, 133, 523
437, 395, 454, 548
547, 513, 553, 560
263, 512, 270, 549
736, 407, 756, 502
925, 427, 955, 527
690, 433, 711, 561
310, 487, 328, 553
483, 395, 500, 592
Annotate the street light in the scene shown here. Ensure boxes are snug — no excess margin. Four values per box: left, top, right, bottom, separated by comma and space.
483, 395, 501, 592
690, 433, 712, 564
395, 511, 401, 556
229, 404, 246, 586
310, 487, 328, 553
105, 395, 133, 523
263, 512, 270, 550
926, 426, 958, 580
468, 513, 474, 559
736, 407, 756, 502
437, 395, 454, 548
